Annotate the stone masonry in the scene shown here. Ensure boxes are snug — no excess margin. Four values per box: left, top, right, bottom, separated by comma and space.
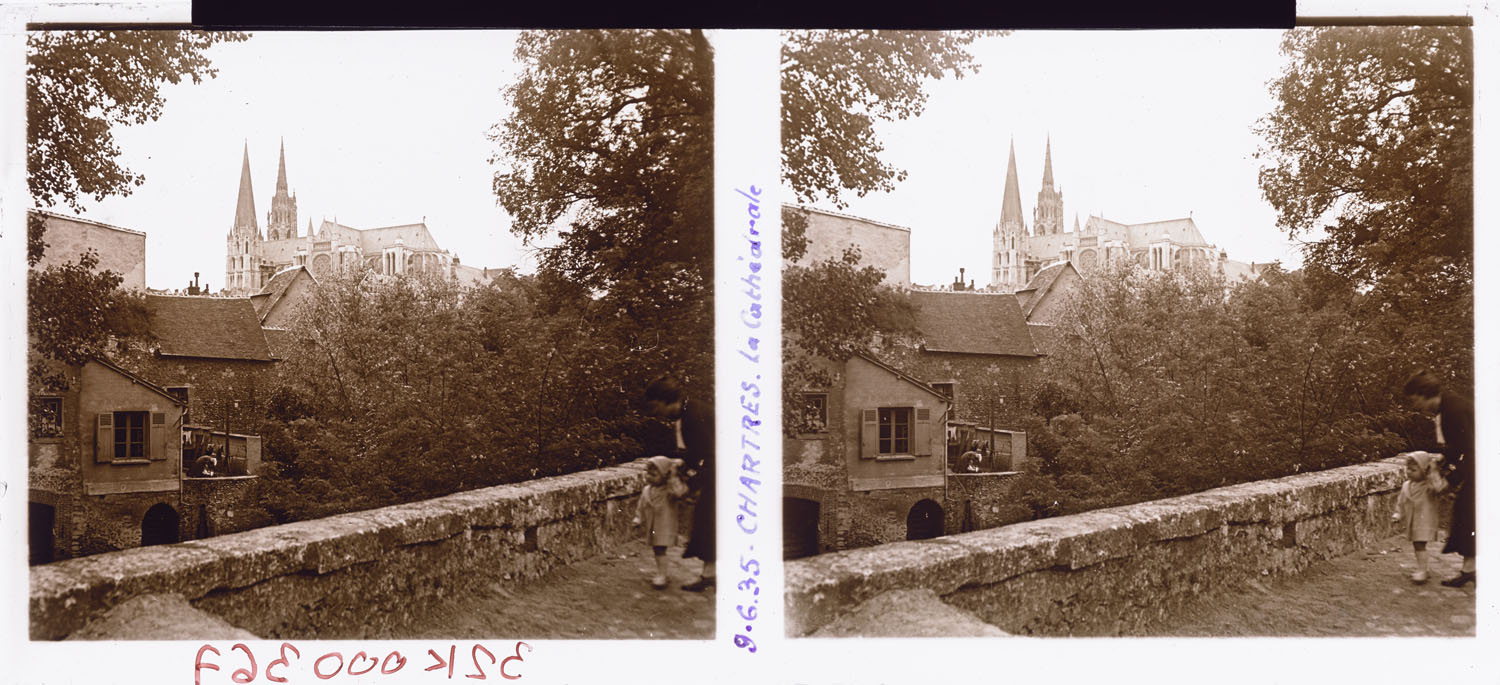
786, 456, 1409, 636
31, 460, 655, 640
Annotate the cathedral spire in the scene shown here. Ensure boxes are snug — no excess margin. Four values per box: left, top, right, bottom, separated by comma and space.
275, 137, 289, 195
1042, 134, 1055, 188
233, 140, 258, 235
267, 138, 298, 240
999, 138, 1025, 232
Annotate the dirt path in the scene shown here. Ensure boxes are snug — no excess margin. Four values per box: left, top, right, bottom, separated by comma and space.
374, 541, 714, 640
1134, 534, 1475, 637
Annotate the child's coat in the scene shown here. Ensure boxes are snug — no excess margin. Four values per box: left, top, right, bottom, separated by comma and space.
637, 456, 688, 547
1397, 452, 1447, 542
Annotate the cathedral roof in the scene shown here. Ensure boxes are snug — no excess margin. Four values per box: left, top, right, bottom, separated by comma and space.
999, 139, 1025, 230
909, 291, 1038, 357
1125, 217, 1211, 247
233, 142, 258, 232
359, 223, 443, 253
145, 295, 272, 361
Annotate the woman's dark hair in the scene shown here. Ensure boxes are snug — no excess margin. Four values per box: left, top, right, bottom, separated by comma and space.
1403, 370, 1443, 399
645, 374, 685, 403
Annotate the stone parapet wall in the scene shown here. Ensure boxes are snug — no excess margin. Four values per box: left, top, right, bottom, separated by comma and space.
32, 461, 650, 640
787, 457, 1406, 636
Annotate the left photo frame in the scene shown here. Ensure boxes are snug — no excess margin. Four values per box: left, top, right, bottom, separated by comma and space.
3, 18, 781, 680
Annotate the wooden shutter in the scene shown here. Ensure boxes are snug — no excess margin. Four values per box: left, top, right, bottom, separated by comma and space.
860, 410, 878, 458
96, 413, 114, 462
914, 408, 932, 456
149, 412, 167, 460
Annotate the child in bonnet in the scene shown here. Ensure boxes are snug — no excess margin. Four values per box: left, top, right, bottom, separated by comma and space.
633, 455, 688, 589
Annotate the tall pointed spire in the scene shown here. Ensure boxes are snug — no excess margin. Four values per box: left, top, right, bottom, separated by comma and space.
275, 137, 289, 195
267, 137, 298, 240
233, 141, 258, 234
999, 138, 1025, 231
1042, 134, 1055, 188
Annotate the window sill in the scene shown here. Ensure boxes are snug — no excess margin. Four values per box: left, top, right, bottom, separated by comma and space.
795, 432, 829, 440
31, 436, 64, 444
874, 454, 918, 462
110, 458, 152, 465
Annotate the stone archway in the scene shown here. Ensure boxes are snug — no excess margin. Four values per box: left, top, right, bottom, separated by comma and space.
783, 497, 821, 560
141, 503, 180, 547
905, 499, 944, 541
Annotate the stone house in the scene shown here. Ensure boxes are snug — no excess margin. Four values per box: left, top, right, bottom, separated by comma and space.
894, 289, 1044, 435
786, 204, 912, 287
250, 264, 318, 329
1015, 261, 1083, 354
785, 353, 952, 557
29, 357, 186, 562
28, 209, 147, 289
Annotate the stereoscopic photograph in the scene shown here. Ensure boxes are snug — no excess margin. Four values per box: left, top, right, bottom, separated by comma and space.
22, 28, 716, 641
778, 27, 1475, 638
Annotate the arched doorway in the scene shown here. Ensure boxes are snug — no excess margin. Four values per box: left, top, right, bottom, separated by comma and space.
141, 503, 180, 547
783, 498, 820, 560
905, 499, 944, 541
29, 503, 55, 565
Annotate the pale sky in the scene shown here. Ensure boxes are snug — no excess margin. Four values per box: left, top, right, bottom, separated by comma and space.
64, 30, 534, 291
795, 30, 1307, 288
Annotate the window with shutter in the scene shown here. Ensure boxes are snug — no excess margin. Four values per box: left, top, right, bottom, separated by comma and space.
860, 409, 878, 458
149, 412, 167, 460
95, 413, 113, 463
877, 407, 913, 455
914, 408, 932, 456
112, 411, 148, 460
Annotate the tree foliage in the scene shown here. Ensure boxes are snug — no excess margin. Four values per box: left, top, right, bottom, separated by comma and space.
1256, 26, 1472, 372
27, 30, 248, 213
489, 30, 714, 388
1033, 264, 1417, 513
27, 250, 149, 385
259, 271, 665, 522
779, 32, 996, 433
782, 30, 999, 208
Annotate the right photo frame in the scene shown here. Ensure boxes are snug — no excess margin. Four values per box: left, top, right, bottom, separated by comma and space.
778, 26, 1476, 639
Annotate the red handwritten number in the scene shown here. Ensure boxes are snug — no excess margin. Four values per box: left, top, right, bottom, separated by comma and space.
194, 644, 221, 685
313, 652, 344, 680
500, 641, 531, 680
427, 645, 457, 678
468, 644, 496, 680
231, 643, 258, 683
267, 642, 301, 683
348, 651, 379, 676
382, 651, 409, 675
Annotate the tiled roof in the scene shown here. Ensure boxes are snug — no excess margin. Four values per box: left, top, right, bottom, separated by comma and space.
909, 291, 1038, 357
145, 295, 272, 361
1019, 262, 1077, 319
255, 265, 312, 323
